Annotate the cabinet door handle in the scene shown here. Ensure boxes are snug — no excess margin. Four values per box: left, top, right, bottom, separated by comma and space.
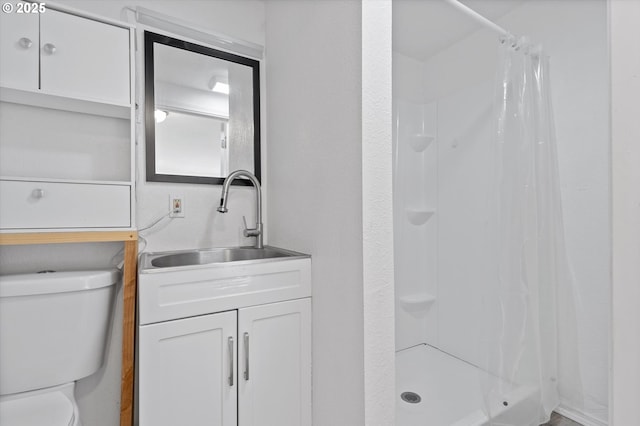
43, 43, 57, 55
228, 336, 234, 386
243, 332, 250, 381
19, 37, 33, 49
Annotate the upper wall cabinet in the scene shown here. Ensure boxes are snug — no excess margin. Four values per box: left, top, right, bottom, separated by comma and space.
0, 9, 130, 106
0, 7, 134, 231
0, 11, 38, 91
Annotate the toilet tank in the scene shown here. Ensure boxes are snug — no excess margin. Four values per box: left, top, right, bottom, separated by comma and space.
0, 270, 119, 395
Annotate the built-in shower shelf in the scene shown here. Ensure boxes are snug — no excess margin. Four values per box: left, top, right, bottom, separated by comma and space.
408, 133, 435, 152
406, 209, 435, 226
399, 293, 436, 313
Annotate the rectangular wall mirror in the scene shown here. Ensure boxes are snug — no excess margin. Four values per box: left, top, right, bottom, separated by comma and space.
144, 31, 261, 185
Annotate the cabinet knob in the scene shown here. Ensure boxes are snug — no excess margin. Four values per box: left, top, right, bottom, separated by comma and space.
43, 43, 57, 55
32, 188, 45, 199
18, 37, 33, 49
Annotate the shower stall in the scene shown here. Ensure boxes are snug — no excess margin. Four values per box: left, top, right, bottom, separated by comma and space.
393, 1, 610, 425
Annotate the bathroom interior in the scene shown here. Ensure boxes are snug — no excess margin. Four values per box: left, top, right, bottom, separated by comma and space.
0, 1, 638, 426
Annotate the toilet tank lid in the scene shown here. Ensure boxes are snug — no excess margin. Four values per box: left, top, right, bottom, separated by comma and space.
0, 270, 120, 297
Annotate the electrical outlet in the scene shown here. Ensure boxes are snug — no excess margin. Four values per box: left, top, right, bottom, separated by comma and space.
169, 195, 185, 218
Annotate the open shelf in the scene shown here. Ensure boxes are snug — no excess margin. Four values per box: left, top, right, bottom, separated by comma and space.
408, 133, 435, 152
405, 208, 435, 226
399, 293, 436, 313
1, 86, 131, 119
0, 230, 137, 245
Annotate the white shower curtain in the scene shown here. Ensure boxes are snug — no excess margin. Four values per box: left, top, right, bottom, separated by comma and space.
480, 36, 570, 425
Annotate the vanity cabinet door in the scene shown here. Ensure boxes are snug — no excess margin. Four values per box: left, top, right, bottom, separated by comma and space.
0, 11, 39, 90
238, 298, 312, 426
39, 9, 130, 104
138, 311, 238, 426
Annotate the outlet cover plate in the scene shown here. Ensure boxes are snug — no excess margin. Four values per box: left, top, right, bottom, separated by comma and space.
169, 194, 185, 218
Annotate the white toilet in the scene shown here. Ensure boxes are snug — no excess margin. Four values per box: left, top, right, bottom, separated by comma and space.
0, 270, 119, 426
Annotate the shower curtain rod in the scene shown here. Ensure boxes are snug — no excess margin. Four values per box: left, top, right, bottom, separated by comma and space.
443, 0, 510, 38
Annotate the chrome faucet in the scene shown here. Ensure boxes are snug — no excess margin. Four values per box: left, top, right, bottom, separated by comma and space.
217, 170, 263, 249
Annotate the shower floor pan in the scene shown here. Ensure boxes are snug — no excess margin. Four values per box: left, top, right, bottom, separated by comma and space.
396, 344, 540, 426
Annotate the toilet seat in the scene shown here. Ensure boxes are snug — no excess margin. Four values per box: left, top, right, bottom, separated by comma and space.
0, 384, 77, 426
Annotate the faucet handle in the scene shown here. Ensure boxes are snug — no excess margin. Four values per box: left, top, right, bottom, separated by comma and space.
242, 215, 261, 238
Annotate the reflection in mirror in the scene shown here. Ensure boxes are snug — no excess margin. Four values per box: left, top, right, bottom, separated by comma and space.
145, 31, 260, 185
156, 112, 228, 177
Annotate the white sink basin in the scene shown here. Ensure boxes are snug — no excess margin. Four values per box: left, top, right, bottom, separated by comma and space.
141, 246, 306, 269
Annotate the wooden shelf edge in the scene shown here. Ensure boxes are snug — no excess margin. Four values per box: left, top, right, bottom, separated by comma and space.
0, 231, 138, 245
120, 239, 138, 426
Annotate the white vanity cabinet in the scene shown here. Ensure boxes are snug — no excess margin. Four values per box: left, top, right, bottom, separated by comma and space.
0, 8, 130, 105
138, 298, 311, 426
137, 253, 313, 426
138, 311, 238, 426
238, 298, 312, 426
0, 6, 134, 231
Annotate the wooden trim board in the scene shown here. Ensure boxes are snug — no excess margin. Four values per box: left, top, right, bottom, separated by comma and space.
120, 239, 137, 426
0, 231, 137, 245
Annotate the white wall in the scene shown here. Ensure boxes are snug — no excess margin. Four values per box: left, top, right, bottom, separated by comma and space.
362, 2, 395, 425
393, 53, 425, 104
393, 96, 439, 352
264, 1, 365, 424
610, 0, 640, 424
393, 0, 610, 424
56, 0, 266, 45
0, 2, 266, 426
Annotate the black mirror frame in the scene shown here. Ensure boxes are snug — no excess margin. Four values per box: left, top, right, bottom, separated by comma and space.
144, 31, 261, 186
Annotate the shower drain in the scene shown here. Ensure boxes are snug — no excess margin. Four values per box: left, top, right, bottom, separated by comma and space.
400, 391, 422, 404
